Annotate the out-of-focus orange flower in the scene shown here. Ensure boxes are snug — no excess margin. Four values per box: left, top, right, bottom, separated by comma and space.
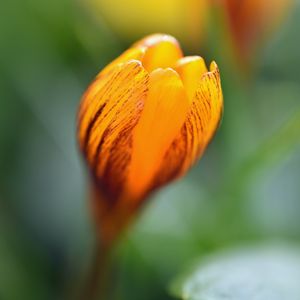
77, 34, 223, 245
216, 0, 292, 68
84, 0, 209, 50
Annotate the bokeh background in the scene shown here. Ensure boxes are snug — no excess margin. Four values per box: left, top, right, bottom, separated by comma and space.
1, 0, 300, 299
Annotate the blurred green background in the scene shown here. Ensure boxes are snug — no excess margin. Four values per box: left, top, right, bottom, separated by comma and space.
0, 0, 300, 300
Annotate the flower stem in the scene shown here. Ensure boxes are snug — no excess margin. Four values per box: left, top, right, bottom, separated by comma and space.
80, 240, 113, 300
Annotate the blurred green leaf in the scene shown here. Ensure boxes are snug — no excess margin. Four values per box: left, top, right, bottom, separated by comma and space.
223, 108, 300, 195
214, 109, 300, 232
0, 211, 53, 300
171, 244, 300, 300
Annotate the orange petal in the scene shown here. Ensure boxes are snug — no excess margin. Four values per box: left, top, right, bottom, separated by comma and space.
78, 66, 117, 148
125, 68, 189, 201
78, 60, 149, 201
181, 62, 223, 171
175, 56, 208, 101
133, 33, 180, 49
134, 34, 183, 72
79, 48, 146, 121
97, 46, 146, 78
202, 62, 223, 145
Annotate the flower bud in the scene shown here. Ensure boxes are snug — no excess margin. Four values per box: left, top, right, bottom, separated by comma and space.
77, 34, 223, 244
219, 0, 292, 67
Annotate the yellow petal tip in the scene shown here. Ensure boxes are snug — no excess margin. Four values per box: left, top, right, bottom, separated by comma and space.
210, 61, 219, 72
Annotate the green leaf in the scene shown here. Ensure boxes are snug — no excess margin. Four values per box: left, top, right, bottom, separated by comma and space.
171, 244, 300, 300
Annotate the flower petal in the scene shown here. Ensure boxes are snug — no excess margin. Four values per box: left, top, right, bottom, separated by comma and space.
175, 56, 208, 101
78, 60, 149, 200
125, 68, 189, 201
133, 33, 180, 49
135, 34, 183, 72
98, 46, 146, 78
181, 62, 223, 171
201, 62, 223, 145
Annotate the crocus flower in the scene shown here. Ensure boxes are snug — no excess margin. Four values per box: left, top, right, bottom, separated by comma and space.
77, 34, 223, 245
217, 0, 292, 68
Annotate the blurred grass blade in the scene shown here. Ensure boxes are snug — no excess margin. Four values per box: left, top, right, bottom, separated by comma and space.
219, 108, 300, 200
211, 109, 300, 240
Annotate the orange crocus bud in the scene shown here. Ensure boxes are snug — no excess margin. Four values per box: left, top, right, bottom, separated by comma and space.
218, 0, 292, 68
77, 34, 223, 245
